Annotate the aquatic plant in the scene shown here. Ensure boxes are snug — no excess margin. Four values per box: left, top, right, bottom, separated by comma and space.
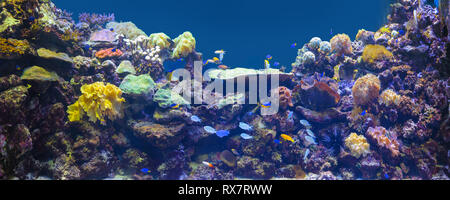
345, 133, 370, 158
171, 31, 196, 59
330, 33, 353, 56
67, 82, 125, 125
352, 74, 381, 106
361, 44, 394, 64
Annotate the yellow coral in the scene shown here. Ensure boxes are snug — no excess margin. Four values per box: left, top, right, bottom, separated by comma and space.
330, 33, 352, 56
352, 74, 381, 106
171, 31, 196, 59
379, 89, 401, 107
148, 33, 171, 50
0, 37, 30, 58
345, 133, 370, 158
67, 82, 125, 125
362, 44, 393, 64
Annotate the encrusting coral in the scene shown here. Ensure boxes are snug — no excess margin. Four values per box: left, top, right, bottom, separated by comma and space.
362, 44, 394, 64
67, 82, 125, 125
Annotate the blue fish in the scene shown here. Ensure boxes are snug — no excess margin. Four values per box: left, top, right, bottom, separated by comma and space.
239, 122, 253, 131
303, 149, 310, 162
305, 135, 317, 145
398, 30, 405, 36
435, 0, 439, 8
246, 111, 254, 116
384, 173, 389, 179
290, 43, 297, 48
361, 110, 367, 116
306, 129, 316, 138
287, 111, 294, 120
261, 102, 272, 108
266, 54, 273, 60
190, 115, 202, 123
240, 133, 253, 140
28, 16, 36, 22
170, 103, 180, 109
112, 48, 117, 52
274, 139, 282, 144
16, 65, 21, 71
110, 28, 114, 32
321, 72, 325, 78
141, 168, 151, 174
274, 62, 280, 67
216, 130, 230, 138
178, 58, 184, 62
84, 44, 91, 51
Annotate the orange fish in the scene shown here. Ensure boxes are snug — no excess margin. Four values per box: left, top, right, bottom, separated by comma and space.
218, 65, 228, 70
202, 161, 215, 168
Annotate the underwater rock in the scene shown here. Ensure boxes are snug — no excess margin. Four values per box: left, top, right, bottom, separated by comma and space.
295, 106, 346, 124
0, 86, 28, 124
219, 150, 237, 168
188, 165, 234, 180
119, 74, 155, 98
153, 108, 190, 123
153, 88, 189, 108
121, 148, 149, 170
236, 156, 275, 179
130, 121, 185, 149
0, 75, 22, 92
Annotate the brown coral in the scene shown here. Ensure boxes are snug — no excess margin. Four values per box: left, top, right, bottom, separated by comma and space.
277, 86, 294, 110
330, 33, 353, 56
352, 74, 381, 106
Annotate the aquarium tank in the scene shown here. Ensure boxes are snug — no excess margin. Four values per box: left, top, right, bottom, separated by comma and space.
0, 0, 449, 181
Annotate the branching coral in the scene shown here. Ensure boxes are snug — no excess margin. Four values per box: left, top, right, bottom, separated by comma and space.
95, 48, 123, 59
362, 44, 393, 64
330, 33, 353, 56
352, 74, 381, 106
67, 82, 125, 125
345, 132, 370, 158
366, 126, 400, 157
171, 31, 196, 59
379, 89, 401, 107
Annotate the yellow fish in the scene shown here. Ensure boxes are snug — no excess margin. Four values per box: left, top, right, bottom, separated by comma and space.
26, 84, 32, 89
264, 59, 270, 69
166, 70, 174, 82
353, 69, 359, 80
332, 64, 341, 82
281, 134, 295, 143
170, 103, 180, 109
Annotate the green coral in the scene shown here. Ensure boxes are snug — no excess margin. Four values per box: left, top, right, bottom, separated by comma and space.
148, 33, 172, 50
153, 88, 189, 108
21, 66, 60, 82
171, 31, 196, 59
116, 60, 136, 75
119, 74, 156, 96
106, 22, 146, 40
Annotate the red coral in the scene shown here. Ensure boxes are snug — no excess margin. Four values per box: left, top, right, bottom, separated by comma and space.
95, 48, 123, 59
278, 86, 294, 110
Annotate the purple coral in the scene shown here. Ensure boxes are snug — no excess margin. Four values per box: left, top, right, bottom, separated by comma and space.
78, 13, 115, 28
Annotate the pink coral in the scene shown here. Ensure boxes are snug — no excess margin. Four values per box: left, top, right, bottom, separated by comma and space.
366, 126, 400, 157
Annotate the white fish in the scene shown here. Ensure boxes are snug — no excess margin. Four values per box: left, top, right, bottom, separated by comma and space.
305, 136, 317, 145
303, 149, 310, 162
240, 133, 253, 140
300, 120, 312, 129
306, 129, 316, 138
190, 115, 202, 123
203, 126, 216, 134
239, 122, 253, 131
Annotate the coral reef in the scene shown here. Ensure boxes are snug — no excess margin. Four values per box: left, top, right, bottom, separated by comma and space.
67, 82, 125, 125
330, 34, 353, 56
352, 74, 381, 106
344, 133, 370, 158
